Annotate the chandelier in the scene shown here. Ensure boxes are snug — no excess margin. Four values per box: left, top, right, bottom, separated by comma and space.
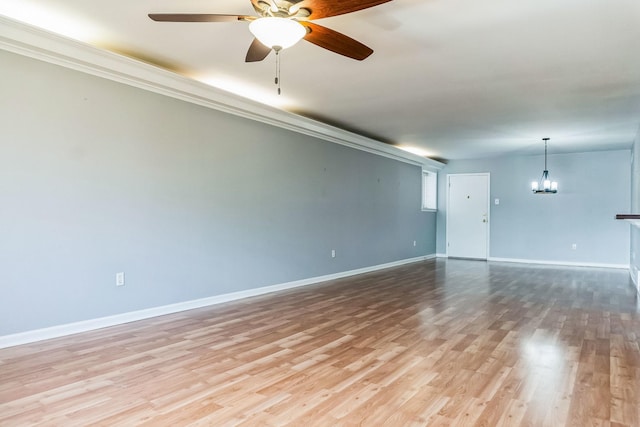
531, 138, 558, 194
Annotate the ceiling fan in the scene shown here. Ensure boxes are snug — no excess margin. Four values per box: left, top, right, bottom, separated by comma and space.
148, 0, 392, 62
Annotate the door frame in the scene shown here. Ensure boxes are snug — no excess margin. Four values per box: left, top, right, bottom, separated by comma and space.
445, 173, 491, 259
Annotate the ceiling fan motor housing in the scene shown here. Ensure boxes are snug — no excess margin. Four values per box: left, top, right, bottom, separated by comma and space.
255, 0, 310, 18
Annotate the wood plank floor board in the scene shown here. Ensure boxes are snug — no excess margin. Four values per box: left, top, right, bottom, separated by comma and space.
1, 259, 640, 426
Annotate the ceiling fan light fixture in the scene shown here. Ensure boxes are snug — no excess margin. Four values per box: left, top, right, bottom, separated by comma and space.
249, 17, 306, 50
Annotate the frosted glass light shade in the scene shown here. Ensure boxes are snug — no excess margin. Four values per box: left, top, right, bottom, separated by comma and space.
551, 181, 558, 191
249, 18, 306, 49
543, 179, 551, 190
531, 181, 538, 191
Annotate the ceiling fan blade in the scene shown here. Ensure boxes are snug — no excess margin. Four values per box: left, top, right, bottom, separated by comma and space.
295, 0, 392, 20
301, 22, 373, 60
148, 14, 252, 23
245, 38, 272, 62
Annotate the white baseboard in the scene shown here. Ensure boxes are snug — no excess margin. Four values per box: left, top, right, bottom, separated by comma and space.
436, 253, 448, 258
630, 265, 640, 295
0, 254, 436, 349
487, 257, 629, 270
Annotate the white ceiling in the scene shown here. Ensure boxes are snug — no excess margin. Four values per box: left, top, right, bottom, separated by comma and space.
2, 0, 640, 161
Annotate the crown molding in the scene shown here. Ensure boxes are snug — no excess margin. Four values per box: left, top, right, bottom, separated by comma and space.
0, 16, 443, 170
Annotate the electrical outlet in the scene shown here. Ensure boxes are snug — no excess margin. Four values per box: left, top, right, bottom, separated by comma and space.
571, 243, 577, 250
494, 198, 500, 205
116, 272, 125, 287
331, 249, 336, 258
413, 240, 417, 247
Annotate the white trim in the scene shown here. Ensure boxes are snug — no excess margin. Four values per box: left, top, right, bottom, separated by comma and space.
630, 265, 640, 295
0, 254, 436, 349
421, 170, 438, 211
436, 253, 627, 269
488, 257, 629, 270
486, 174, 491, 259
0, 16, 444, 171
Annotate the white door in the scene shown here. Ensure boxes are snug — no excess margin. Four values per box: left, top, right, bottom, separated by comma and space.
447, 173, 489, 259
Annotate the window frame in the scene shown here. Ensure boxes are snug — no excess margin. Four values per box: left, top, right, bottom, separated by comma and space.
421, 169, 438, 211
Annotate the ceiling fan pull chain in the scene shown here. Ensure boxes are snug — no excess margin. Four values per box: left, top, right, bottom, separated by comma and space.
274, 47, 282, 95
274, 49, 278, 86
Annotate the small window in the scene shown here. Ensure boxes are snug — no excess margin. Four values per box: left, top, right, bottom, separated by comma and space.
422, 170, 437, 211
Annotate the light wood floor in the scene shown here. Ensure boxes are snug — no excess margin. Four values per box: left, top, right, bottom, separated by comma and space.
1, 259, 640, 426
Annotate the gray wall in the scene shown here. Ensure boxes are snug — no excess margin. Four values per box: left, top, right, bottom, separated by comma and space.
0, 50, 436, 335
436, 150, 631, 265
631, 127, 640, 287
